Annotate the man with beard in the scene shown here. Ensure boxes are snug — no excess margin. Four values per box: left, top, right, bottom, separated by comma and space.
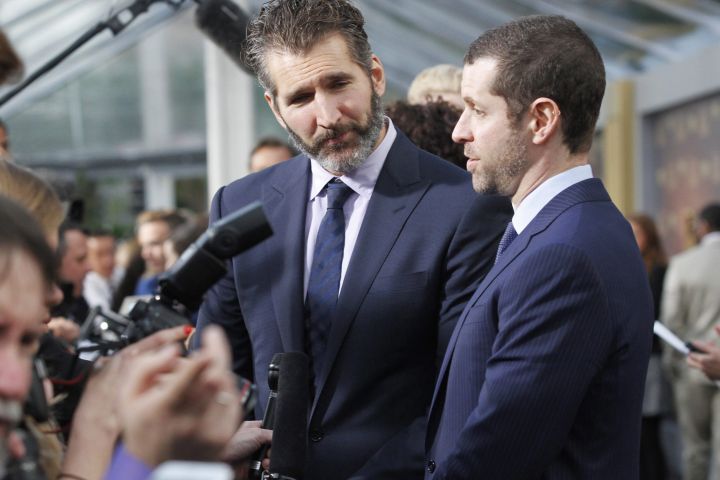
194, 1, 511, 478
424, 16, 653, 479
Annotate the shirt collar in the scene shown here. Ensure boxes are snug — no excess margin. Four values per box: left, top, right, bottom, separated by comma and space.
702, 231, 720, 246
512, 164, 593, 234
309, 117, 396, 199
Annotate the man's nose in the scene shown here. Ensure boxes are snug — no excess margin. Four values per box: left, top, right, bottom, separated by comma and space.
452, 109, 473, 144
0, 351, 31, 402
316, 94, 342, 129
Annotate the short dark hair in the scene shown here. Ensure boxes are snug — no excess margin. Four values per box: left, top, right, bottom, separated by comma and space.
464, 15, 605, 154
0, 195, 57, 287
245, 0, 372, 96
699, 203, 720, 232
57, 221, 89, 258
250, 137, 295, 157
386, 100, 465, 169
136, 209, 188, 232
167, 215, 209, 258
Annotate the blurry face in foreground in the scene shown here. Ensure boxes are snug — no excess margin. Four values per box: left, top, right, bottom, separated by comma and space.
0, 251, 49, 464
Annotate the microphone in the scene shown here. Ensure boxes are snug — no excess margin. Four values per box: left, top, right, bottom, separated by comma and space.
248, 354, 282, 479
268, 352, 309, 480
194, 0, 253, 74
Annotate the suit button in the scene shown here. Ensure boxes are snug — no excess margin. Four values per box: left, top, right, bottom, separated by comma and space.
310, 429, 324, 442
427, 460, 436, 473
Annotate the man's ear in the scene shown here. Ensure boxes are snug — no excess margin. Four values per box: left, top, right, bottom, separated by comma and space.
369, 54, 386, 97
528, 97, 561, 146
265, 92, 287, 129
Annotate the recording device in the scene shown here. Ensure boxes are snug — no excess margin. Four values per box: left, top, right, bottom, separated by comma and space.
194, 0, 253, 73
249, 354, 282, 478
79, 201, 272, 352
250, 352, 309, 480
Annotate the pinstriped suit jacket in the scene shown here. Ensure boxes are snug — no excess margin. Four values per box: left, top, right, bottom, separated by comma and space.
425, 179, 654, 480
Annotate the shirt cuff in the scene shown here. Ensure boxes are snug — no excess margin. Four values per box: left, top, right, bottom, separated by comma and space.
104, 444, 153, 480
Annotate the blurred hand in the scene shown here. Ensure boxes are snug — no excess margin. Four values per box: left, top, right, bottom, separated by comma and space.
47, 317, 80, 343
223, 420, 272, 476
119, 326, 243, 467
686, 325, 720, 381
62, 326, 190, 479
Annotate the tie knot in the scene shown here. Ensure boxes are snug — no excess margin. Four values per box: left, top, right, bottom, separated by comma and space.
325, 179, 353, 210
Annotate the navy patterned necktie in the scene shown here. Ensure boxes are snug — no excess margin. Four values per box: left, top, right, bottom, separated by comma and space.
305, 178, 353, 386
495, 221, 518, 264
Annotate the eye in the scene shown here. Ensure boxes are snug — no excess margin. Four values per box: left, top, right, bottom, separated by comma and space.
331, 79, 350, 89
289, 93, 313, 106
20, 332, 40, 352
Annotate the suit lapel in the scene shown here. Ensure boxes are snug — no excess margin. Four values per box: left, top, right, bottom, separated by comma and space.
427, 178, 611, 440
311, 133, 429, 414
263, 159, 311, 352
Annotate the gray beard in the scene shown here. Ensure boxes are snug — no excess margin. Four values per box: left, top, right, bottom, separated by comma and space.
286, 91, 385, 175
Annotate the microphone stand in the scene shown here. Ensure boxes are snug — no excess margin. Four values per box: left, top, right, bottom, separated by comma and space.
0, 0, 186, 107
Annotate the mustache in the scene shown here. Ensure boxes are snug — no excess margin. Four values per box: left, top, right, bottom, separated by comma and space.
314, 123, 358, 145
0, 399, 22, 426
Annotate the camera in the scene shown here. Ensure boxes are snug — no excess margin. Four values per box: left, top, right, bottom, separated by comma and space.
78, 201, 272, 354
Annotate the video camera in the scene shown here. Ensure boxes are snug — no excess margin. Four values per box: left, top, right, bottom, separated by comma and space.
78, 201, 272, 354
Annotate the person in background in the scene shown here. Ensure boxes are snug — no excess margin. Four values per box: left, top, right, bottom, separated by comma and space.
663, 202, 720, 480
407, 64, 463, 109
628, 213, 676, 480
385, 99, 465, 168
134, 210, 188, 295
249, 137, 295, 173
53, 222, 91, 328
83, 229, 117, 312
111, 238, 143, 311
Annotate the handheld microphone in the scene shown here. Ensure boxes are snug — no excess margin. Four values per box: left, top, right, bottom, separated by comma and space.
194, 0, 253, 73
268, 352, 309, 480
248, 354, 282, 479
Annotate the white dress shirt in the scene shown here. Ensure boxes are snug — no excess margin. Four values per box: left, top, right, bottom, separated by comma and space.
512, 164, 594, 234
303, 118, 397, 297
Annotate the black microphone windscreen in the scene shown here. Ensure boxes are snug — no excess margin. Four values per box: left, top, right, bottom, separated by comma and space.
270, 352, 309, 479
195, 0, 252, 73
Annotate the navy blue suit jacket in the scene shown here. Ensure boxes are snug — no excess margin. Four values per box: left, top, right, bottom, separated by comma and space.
425, 179, 653, 480
196, 131, 512, 480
